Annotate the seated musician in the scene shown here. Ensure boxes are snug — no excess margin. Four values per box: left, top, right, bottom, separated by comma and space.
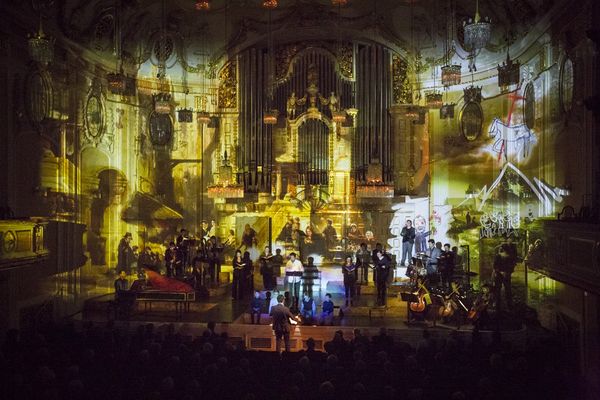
114, 271, 129, 300
299, 293, 316, 324
113, 271, 133, 318
164, 242, 180, 277
250, 290, 262, 324
318, 293, 335, 326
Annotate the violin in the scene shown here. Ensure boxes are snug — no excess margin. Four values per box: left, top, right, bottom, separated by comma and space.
409, 282, 429, 313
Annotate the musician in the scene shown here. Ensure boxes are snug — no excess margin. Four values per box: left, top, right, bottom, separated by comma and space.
372, 243, 384, 283
114, 270, 129, 299
117, 232, 134, 275
318, 293, 335, 325
302, 256, 319, 296
400, 219, 416, 267
199, 221, 210, 240
342, 256, 357, 306
493, 243, 515, 309
438, 243, 455, 289
322, 219, 338, 259
356, 243, 371, 284
207, 236, 223, 284
425, 239, 442, 278
250, 290, 262, 324
242, 251, 254, 294
272, 248, 284, 277
374, 250, 391, 306
285, 252, 303, 309
260, 246, 275, 290
270, 294, 297, 353
232, 250, 245, 300
299, 293, 316, 324
139, 247, 158, 272
277, 218, 293, 243
176, 228, 190, 268
164, 242, 180, 278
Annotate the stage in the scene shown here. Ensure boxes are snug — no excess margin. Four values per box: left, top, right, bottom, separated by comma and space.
76, 262, 529, 352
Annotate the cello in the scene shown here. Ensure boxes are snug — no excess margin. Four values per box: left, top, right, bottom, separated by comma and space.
409, 281, 430, 313
438, 282, 461, 318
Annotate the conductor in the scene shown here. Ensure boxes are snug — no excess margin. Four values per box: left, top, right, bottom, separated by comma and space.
270, 294, 298, 353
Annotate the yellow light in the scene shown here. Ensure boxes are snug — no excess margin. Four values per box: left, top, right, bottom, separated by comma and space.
332, 110, 347, 123
197, 111, 211, 124
262, 0, 278, 9
195, 0, 210, 11
263, 109, 279, 125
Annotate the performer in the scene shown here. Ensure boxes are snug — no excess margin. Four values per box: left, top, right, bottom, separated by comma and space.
176, 228, 190, 269
114, 270, 129, 299
285, 252, 303, 309
493, 243, 515, 309
269, 294, 297, 353
425, 239, 442, 278
400, 219, 416, 267
356, 242, 371, 284
259, 246, 275, 290
207, 236, 223, 284
117, 232, 134, 275
250, 290, 262, 324
438, 243, 455, 289
164, 242, 180, 278
318, 293, 335, 325
243, 251, 254, 294
322, 219, 338, 259
302, 256, 319, 296
342, 256, 357, 306
232, 250, 245, 300
299, 293, 316, 324
374, 249, 391, 306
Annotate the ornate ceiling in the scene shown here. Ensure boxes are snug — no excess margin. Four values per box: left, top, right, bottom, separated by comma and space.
4, 0, 558, 73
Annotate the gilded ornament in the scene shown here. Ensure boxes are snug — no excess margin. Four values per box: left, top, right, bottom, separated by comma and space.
392, 54, 411, 104
218, 61, 237, 109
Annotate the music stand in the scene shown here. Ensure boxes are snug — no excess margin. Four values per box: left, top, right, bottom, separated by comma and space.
430, 294, 445, 327
400, 292, 419, 324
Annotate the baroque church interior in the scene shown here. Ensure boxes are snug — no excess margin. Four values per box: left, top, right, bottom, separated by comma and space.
0, 0, 599, 398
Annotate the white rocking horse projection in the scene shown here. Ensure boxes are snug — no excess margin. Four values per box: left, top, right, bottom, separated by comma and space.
488, 117, 537, 162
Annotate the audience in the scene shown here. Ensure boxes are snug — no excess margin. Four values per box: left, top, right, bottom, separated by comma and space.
0, 320, 575, 400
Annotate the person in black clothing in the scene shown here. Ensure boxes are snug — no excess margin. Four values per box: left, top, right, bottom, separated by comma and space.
259, 246, 274, 290
232, 250, 245, 300
250, 290, 262, 324
493, 243, 515, 309
207, 236, 223, 284
243, 251, 254, 294
117, 232, 134, 274
356, 242, 371, 284
400, 219, 416, 267
374, 249, 391, 306
372, 243, 384, 283
176, 228, 190, 268
342, 256, 357, 306
164, 242, 180, 278
270, 294, 297, 353
438, 243, 455, 289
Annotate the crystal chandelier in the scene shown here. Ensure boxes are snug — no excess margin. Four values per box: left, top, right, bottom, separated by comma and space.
107, 70, 126, 95
463, 0, 491, 52
195, 0, 210, 10
177, 108, 194, 123
153, 93, 172, 114
497, 52, 520, 89
441, 64, 461, 87
197, 110, 211, 124
332, 110, 347, 123
28, 20, 54, 65
463, 85, 482, 103
262, 0, 278, 9
263, 109, 279, 125
426, 92, 443, 109
404, 106, 420, 120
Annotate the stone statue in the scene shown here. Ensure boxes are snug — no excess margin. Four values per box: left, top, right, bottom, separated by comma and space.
326, 92, 339, 114
287, 92, 298, 119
